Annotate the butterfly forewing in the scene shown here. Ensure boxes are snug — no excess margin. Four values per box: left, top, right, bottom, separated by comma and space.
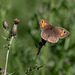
56, 27, 70, 38
39, 19, 52, 30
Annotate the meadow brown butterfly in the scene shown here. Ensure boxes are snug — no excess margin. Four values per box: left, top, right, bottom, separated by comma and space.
39, 19, 70, 43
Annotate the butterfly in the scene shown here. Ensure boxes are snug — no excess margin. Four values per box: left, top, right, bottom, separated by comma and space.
39, 19, 70, 43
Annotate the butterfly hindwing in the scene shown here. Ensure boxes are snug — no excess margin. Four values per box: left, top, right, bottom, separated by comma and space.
48, 36, 59, 43
41, 29, 50, 41
41, 27, 59, 43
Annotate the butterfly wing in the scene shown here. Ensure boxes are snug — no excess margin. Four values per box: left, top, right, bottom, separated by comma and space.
48, 36, 59, 43
41, 27, 59, 43
41, 29, 50, 41
56, 27, 70, 38
39, 19, 70, 43
39, 19, 52, 30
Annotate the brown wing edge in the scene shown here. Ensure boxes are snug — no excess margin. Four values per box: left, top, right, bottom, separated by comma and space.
48, 36, 59, 43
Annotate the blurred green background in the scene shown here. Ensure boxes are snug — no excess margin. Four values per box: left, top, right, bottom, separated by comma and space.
0, 0, 75, 75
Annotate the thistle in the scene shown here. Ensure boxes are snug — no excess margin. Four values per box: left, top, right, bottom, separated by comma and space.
10, 18, 20, 36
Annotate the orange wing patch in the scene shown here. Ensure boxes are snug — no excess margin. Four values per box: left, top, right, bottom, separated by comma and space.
59, 29, 66, 36
41, 21, 47, 28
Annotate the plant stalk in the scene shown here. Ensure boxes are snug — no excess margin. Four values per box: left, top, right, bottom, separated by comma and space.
4, 36, 14, 75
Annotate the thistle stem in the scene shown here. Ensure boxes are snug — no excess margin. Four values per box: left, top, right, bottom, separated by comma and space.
4, 36, 14, 75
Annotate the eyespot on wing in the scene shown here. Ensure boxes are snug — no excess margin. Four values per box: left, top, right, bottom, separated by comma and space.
57, 27, 70, 38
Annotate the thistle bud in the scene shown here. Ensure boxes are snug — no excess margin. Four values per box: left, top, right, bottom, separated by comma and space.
3, 20, 9, 29
10, 24, 17, 36
10, 18, 20, 36
0, 67, 8, 75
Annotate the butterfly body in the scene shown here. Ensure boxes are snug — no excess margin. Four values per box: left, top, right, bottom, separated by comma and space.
39, 19, 70, 43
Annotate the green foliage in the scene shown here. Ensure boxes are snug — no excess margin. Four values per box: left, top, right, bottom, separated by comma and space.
0, 0, 75, 75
